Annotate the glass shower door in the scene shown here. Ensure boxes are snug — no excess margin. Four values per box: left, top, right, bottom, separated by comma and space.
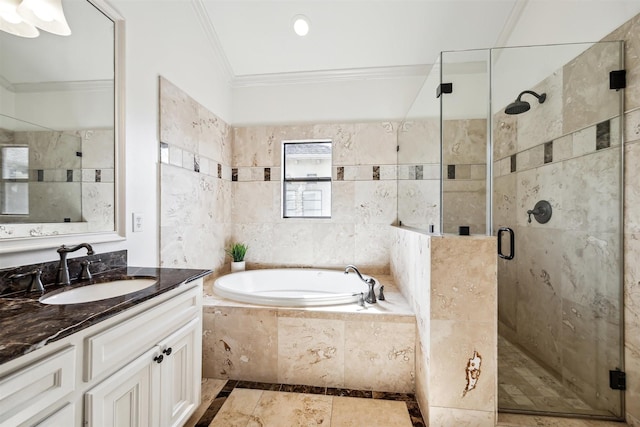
491, 41, 625, 419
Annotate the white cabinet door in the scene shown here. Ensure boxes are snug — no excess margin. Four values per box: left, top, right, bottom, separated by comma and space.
158, 317, 201, 427
85, 347, 161, 427
30, 403, 74, 426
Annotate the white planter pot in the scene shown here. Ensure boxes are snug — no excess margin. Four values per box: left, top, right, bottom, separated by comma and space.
231, 261, 246, 272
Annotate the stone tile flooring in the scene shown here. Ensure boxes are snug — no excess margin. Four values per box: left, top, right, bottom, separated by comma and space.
184, 379, 425, 427
498, 336, 614, 418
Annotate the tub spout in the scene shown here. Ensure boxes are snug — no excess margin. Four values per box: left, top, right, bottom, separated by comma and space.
345, 265, 376, 304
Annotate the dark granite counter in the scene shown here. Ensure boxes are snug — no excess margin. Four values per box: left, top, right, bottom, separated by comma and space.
0, 266, 211, 366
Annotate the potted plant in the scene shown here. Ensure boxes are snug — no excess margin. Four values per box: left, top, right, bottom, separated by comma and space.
226, 243, 248, 272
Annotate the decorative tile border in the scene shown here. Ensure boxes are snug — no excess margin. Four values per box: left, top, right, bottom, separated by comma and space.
193, 380, 425, 427
159, 142, 232, 180
25, 168, 114, 183
494, 117, 620, 177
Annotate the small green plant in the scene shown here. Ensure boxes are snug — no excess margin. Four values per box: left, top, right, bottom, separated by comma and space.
226, 243, 248, 262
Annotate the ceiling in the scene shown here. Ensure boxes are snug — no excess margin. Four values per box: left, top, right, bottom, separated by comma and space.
199, 0, 640, 85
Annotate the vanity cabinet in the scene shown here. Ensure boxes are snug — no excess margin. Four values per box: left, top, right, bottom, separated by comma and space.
0, 277, 203, 427
85, 317, 201, 427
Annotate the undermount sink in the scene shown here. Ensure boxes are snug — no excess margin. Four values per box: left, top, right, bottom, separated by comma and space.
39, 278, 157, 305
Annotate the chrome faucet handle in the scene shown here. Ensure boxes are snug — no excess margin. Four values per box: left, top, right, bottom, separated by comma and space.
80, 260, 93, 280
9, 269, 45, 294
378, 285, 385, 301
353, 292, 366, 308
365, 279, 377, 304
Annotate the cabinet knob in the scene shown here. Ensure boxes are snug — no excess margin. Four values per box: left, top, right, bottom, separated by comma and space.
163, 347, 173, 356
153, 354, 164, 364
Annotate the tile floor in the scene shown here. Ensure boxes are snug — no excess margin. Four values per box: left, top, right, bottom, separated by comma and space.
498, 336, 613, 418
184, 379, 425, 427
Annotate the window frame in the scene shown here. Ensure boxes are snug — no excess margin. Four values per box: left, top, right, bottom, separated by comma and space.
0, 146, 29, 216
281, 139, 332, 219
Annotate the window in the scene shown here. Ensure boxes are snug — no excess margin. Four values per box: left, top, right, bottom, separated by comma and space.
1, 146, 29, 215
282, 140, 331, 218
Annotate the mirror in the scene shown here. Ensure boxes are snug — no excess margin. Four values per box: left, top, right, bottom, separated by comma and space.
0, 0, 124, 250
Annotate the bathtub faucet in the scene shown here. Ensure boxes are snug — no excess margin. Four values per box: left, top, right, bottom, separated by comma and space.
344, 265, 377, 304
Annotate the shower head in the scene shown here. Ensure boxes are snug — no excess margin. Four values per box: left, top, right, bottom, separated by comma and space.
505, 90, 547, 115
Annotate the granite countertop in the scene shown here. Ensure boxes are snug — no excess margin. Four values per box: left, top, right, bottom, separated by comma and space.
0, 266, 211, 366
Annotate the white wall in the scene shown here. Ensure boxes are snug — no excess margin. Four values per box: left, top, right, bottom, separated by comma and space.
231, 75, 425, 126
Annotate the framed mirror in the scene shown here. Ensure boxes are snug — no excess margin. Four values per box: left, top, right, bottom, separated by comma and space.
0, 0, 125, 252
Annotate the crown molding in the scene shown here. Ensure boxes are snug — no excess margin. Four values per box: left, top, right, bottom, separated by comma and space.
231, 64, 433, 88
191, 0, 234, 83
10, 80, 113, 93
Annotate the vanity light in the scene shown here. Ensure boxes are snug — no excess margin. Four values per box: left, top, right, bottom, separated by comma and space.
17, 0, 71, 36
0, 0, 38, 37
293, 15, 309, 37
0, 0, 70, 37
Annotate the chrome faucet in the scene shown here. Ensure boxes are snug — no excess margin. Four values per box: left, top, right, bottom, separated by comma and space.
57, 243, 95, 286
344, 265, 377, 304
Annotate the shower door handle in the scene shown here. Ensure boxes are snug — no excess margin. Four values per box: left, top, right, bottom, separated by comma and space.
497, 227, 515, 260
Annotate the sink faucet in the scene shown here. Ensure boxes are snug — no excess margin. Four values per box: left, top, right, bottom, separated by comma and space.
57, 243, 95, 286
344, 265, 377, 304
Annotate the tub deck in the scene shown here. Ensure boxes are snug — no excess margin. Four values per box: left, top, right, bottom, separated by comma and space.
202, 274, 417, 393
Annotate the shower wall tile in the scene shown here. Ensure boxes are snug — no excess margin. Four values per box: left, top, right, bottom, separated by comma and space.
23, 131, 81, 169
442, 119, 487, 165
553, 134, 573, 162
232, 126, 283, 167
354, 122, 397, 165
354, 224, 393, 268
203, 306, 279, 382
398, 119, 441, 164
625, 109, 640, 144
515, 162, 564, 228
397, 180, 440, 231
564, 148, 619, 234
354, 181, 397, 224
277, 317, 345, 387
493, 112, 518, 160
199, 106, 231, 164
514, 225, 563, 373
572, 125, 596, 157
81, 182, 115, 232
516, 71, 563, 152
625, 232, 640, 424
331, 181, 356, 223
563, 41, 622, 135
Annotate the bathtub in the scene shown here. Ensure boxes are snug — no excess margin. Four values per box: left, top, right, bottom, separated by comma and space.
213, 268, 378, 307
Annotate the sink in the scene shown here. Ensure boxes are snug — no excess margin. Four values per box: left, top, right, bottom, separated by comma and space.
39, 278, 157, 305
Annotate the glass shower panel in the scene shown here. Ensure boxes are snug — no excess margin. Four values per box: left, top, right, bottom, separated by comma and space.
440, 49, 490, 235
492, 41, 624, 418
397, 57, 441, 232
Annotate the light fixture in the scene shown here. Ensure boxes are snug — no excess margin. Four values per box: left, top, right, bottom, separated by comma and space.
17, 0, 71, 36
0, 0, 70, 38
293, 15, 309, 37
0, 0, 38, 37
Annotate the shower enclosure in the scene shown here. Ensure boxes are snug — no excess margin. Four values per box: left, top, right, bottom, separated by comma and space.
398, 41, 625, 419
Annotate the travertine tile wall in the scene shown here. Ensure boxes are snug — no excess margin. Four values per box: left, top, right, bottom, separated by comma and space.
159, 77, 233, 277
202, 303, 416, 393
397, 119, 440, 231
0, 128, 114, 231
391, 228, 497, 426
232, 122, 398, 272
493, 40, 625, 415
442, 118, 488, 235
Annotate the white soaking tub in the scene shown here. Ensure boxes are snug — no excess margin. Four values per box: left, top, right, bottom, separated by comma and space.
213, 268, 378, 307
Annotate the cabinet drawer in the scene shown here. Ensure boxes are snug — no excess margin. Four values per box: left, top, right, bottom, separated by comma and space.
85, 285, 200, 381
0, 346, 76, 427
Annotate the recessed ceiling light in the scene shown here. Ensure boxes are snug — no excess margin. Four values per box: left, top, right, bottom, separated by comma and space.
293, 15, 309, 37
